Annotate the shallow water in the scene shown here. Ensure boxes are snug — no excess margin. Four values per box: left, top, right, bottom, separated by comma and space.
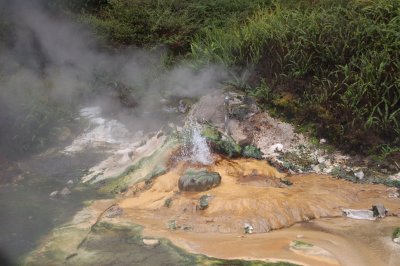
0, 149, 107, 264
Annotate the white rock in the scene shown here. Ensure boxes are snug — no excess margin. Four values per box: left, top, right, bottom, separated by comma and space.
389, 172, 400, 181
319, 139, 327, 144
324, 159, 332, 167
49, 191, 58, 197
67, 180, 74, 186
143, 239, 160, 247
393, 237, 400, 244
311, 164, 321, 173
317, 156, 326, 164
270, 143, 284, 153
354, 171, 365, 180
324, 167, 334, 174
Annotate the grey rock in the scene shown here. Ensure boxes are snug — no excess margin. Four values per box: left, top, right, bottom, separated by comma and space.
371, 204, 387, 218
66, 180, 74, 186
189, 93, 226, 126
60, 187, 71, 196
178, 169, 221, 192
199, 195, 210, 210
387, 188, 400, 198
228, 120, 253, 146
104, 205, 123, 218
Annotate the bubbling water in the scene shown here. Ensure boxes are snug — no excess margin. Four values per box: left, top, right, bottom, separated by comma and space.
182, 119, 213, 165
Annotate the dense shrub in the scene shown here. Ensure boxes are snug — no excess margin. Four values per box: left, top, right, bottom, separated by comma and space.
77, 0, 272, 53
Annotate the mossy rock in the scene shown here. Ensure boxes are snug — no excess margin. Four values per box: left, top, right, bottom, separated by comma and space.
178, 169, 221, 192
200, 125, 241, 158
201, 125, 221, 142
215, 137, 242, 158
242, 145, 263, 159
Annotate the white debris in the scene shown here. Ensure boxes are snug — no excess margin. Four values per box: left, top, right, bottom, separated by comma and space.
342, 209, 376, 220
319, 139, 327, 144
354, 171, 365, 180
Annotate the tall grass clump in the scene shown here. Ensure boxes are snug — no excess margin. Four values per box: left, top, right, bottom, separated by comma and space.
192, 0, 400, 154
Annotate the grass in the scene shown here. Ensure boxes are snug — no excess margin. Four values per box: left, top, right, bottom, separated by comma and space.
62, 0, 273, 54
190, 0, 400, 155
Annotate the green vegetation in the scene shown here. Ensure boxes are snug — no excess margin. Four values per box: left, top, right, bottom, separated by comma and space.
192, 0, 400, 156
291, 240, 314, 249
72, 0, 273, 54
393, 227, 400, 239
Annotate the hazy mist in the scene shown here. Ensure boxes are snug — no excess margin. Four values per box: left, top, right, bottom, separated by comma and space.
0, 0, 228, 157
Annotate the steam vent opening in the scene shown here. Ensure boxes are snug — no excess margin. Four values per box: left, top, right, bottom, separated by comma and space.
1, 1, 400, 266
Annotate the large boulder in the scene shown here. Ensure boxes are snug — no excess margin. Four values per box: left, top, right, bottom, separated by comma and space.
178, 169, 221, 192
189, 91, 258, 128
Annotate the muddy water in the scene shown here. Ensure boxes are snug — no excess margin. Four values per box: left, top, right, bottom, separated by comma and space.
119, 156, 400, 265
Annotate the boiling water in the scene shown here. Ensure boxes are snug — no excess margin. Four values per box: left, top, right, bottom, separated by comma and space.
181, 119, 213, 165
